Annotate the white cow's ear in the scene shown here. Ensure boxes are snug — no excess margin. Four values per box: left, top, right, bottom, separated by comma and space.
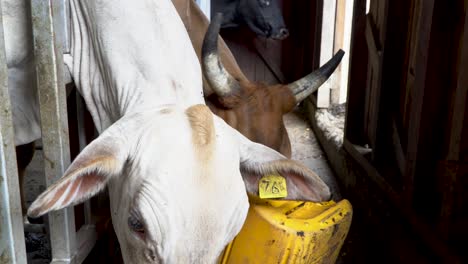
27, 134, 128, 218
238, 138, 331, 202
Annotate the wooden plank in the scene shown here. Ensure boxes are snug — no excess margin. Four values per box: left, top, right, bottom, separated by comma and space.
364, 16, 383, 155
403, 0, 436, 203
447, 8, 468, 161
280, 0, 315, 83
253, 38, 285, 83
331, 0, 346, 105
377, 0, 412, 171
316, 0, 337, 108
343, 139, 463, 264
253, 42, 278, 85
72, 226, 97, 264
343, 0, 368, 145
402, 0, 421, 132
222, 30, 281, 85
312, 0, 324, 71
392, 117, 406, 176
365, 17, 381, 65
222, 32, 256, 81
335, 0, 354, 104
437, 4, 468, 242
344, 139, 398, 198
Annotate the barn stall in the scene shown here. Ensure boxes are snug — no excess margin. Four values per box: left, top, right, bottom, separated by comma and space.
1, 0, 351, 263
307, 0, 467, 263
0, 1, 99, 263
213, 0, 467, 263
3, 0, 466, 263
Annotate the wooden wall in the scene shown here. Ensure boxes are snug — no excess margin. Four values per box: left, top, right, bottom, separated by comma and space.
213, 0, 468, 261
217, 0, 319, 85
345, 0, 468, 262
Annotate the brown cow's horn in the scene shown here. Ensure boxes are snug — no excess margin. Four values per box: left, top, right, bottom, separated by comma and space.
202, 13, 241, 97
288, 50, 345, 102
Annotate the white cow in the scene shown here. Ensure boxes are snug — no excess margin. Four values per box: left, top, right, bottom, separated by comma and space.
4, 0, 331, 262
3, 0, 41, 146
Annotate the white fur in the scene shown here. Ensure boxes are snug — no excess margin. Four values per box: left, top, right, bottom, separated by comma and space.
7, 0, 330, 262
16, 0, 247, 262
65, 1, 244, 262
3, 0, 41, 145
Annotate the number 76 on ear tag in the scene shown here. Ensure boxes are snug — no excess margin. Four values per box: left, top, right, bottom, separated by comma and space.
259, 175, 288, 199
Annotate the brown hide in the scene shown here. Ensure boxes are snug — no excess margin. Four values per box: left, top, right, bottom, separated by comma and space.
173, 0, 248, 97
206, 82, 297, 158
199, 12, 344, 159
173, 0, 297, 157
172, 0, 302, 158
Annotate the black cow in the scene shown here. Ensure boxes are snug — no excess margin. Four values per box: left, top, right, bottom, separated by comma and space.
212, 0, 289, 40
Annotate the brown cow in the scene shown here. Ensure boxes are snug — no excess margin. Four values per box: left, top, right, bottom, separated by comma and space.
172, 0, 248, 97
202, 13, 344, 158
172, 0, 344, 157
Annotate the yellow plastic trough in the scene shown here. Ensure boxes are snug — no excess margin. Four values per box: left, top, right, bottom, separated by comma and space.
218, 196, 352, 264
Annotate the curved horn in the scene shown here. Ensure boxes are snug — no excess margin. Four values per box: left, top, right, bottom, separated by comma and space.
202, 13, 241, 97
288, 50, 345, 102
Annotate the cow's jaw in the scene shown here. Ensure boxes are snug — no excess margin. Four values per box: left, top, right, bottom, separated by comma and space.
106, 106, 250, 263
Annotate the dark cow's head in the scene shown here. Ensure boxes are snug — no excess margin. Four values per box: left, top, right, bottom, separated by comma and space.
203, 13, 344, 158
216, 0, 289, 40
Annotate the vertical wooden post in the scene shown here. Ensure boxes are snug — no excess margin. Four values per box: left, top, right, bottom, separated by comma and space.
403, 0, 435, 204
316, 0, 337, 108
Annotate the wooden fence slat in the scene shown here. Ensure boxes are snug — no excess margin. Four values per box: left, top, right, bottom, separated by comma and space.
316, 0, 337, 108
403, 0, 436, 203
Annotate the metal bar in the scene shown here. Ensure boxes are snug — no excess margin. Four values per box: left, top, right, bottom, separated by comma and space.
30, 0, 77, 263
59, 0, 71, 53
75, 91, 93, 225
0, 1, 27, 263
73, 226, 97, 264
75, 91, 99, 260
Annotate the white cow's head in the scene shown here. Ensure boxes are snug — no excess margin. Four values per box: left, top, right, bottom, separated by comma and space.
28, 104, 330, 263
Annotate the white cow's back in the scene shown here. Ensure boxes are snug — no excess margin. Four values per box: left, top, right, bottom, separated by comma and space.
68, 0, 205, 132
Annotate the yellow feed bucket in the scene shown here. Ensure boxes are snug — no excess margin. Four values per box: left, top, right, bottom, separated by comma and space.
218, 196, 352, 264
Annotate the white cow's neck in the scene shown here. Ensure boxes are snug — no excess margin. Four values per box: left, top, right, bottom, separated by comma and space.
67, 0, 204, 132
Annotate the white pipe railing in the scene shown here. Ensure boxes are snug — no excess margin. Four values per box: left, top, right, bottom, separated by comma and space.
0, 0, 96, 263
0, 0, 28, 262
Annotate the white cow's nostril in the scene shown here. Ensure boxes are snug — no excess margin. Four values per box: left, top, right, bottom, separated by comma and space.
146, 249, 157, 261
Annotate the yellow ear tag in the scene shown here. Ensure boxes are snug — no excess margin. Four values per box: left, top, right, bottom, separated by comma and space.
259, 174, 288, 199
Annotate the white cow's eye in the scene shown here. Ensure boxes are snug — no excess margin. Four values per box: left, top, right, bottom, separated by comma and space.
128, 214, 145, 236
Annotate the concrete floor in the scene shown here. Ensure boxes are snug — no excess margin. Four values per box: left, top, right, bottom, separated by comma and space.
23, 107, 340, 263
285, 108, 341, 199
